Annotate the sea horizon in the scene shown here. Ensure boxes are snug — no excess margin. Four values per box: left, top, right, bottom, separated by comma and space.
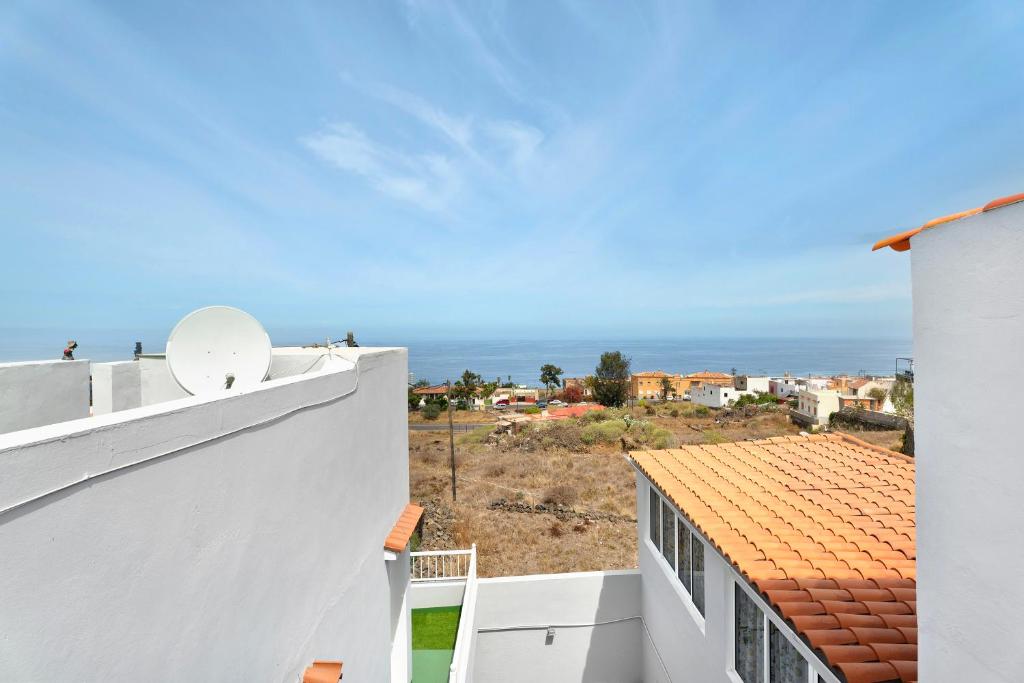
0, 329, 911, 387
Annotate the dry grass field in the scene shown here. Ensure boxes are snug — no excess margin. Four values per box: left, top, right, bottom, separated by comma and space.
409, 403, 908, 578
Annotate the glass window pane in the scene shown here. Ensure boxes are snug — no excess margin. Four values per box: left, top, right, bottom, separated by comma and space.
735, 584, 764, 683
692, 534, 705, 616
649, 487, 661, 548
769, 622, 806, 683
661, 500, 676, 569
677, 519, 691, 593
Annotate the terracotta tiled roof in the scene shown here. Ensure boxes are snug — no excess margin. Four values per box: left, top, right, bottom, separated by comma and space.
302, 660, 342, 683
413, 384, 448, 395
872, 191, 1024, 252
849, 378, 871, 390
384, 503, 424, 552
630, 433, 916, 683
685, 370, 733, 379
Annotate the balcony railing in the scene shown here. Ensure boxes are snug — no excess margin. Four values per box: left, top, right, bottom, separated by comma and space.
449, 545, 477, 683
411, 548, 474, 582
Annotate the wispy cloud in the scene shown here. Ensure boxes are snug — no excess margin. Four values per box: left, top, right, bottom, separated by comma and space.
301, 123, 462, 212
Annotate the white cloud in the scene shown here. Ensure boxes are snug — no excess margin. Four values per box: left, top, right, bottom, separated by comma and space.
484, 120, 544, 171
301, 123, 462, 212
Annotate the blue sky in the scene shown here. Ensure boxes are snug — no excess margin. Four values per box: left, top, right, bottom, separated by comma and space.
2, 0, 1022, 341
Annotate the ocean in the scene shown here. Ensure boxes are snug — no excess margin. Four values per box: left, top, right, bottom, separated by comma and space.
0, 329, 911, 386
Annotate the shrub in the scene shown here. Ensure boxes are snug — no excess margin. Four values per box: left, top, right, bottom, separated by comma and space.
694, 405, 710, 417
543, 483, 579, 506
459, 425, 494, 445
548, 522, 564, 538
704, 429, 727, 444
524, 405, 541, 415
581, 420, 627, 444
580, 408, 613, 424
670, 408, 680, 418
422, 403, 442, 421
539, 421, 585, 451
644, 404, 656, 415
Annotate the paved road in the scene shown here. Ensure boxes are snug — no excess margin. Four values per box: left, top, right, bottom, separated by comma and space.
409, 423, 494, 432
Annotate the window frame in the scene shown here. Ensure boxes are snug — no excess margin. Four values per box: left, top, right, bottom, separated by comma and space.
646, 483, 707, 629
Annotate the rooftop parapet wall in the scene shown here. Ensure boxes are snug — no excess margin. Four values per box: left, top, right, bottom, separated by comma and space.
0, 359, 90, 434
0, 347, 409, 682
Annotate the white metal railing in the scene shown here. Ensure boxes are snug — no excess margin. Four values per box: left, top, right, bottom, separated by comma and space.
449, 544, 477, 683
410, 548, 474, 582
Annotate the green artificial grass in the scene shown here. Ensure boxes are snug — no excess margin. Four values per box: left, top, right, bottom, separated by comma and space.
412, 606, 462, 650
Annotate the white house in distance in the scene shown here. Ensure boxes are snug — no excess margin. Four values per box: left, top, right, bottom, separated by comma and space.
874, 190, 1024, 682
793, 388, 842, 427
734, 375, 770, 393
768, 376, 801, 398
689, 383, 748, 408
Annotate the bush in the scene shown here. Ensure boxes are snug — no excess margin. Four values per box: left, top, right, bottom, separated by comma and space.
524, 405, 542, 414
559, 385, 584, 403
694, 405, 710, 417
542, 483, 579, 506
422, 403, 442, 421
459, 425, 494, 445
644, 404, 656, 415
670, 408, 680, 418
704, 429, 727, 444
539, 421, 585, 451
581, 420, 627, 445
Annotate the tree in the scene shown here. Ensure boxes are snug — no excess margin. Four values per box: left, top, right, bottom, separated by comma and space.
867, 387, 888, 404
561, 385, 584, 404
451, 370, 482, 407
890, 378, 913, 417
593, 351, 631, 407
540, 364, 564, 394
660, 376, 673, 400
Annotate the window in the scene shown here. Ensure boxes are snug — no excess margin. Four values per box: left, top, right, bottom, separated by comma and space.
649, 486, 661, 547
677, 522, 691, 592
734, 584, 764, 683
769, 622, 807, 682
661, 499, 676, 570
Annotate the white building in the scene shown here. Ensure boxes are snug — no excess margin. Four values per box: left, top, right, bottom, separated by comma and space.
0, 345, 415, 682
689, 383, 748, 408
793, 388, 841, 426
768, 376, 801, 398
734, 375, 770, 393
874, 191, 1024, 682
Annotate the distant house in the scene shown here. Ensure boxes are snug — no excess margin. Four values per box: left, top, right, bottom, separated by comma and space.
690, 383, 748, 408
734, 375, 770, 393
630, 371, 686, 400
792, 389, 841, 427
411, 384, 448, 406
802, 377, 831, 391
682, 371, 733, 393
768, 376, 801, 398
491, 387, 539, 405
561, 376, 592, 397
837, 395, 882, 412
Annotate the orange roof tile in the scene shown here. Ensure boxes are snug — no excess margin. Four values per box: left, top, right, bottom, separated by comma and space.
630, 433, 915, 681
413, 384, 448, 395
303, 660, 343, 683
384, 503, 424, 552
873, 190, 1024, 252
684, 370, 733, 379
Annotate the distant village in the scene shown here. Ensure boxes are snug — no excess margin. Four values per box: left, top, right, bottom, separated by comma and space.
410, 359, 913, 431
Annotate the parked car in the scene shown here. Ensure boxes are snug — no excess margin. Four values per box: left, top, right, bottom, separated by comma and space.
495, 398, 510, 406
548, 399, 563, 406
536, 400, 548, 409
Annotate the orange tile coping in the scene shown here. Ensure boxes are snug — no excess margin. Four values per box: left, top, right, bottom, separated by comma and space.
630, 433, 916, 683
384, 503, 424, 552
303, 660, 342, 683
872, 190, 1023, 252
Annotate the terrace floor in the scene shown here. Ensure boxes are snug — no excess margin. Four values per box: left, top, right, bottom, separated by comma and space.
412, 606, 461, 683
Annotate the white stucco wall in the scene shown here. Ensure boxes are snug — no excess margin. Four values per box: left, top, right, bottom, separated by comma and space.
91, 360, 142, 415
137, 354, 191, 405
410, 581, 467, 609
0, 359, 90, 434
471, 570, 644, 683
912, 202, 1024, 682
0, 347, 409, 682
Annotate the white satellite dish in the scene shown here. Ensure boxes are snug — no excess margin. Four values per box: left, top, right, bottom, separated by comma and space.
166, 306, 272, 396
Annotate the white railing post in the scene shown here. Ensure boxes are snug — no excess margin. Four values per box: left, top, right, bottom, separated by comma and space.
448, 543, 477, 683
